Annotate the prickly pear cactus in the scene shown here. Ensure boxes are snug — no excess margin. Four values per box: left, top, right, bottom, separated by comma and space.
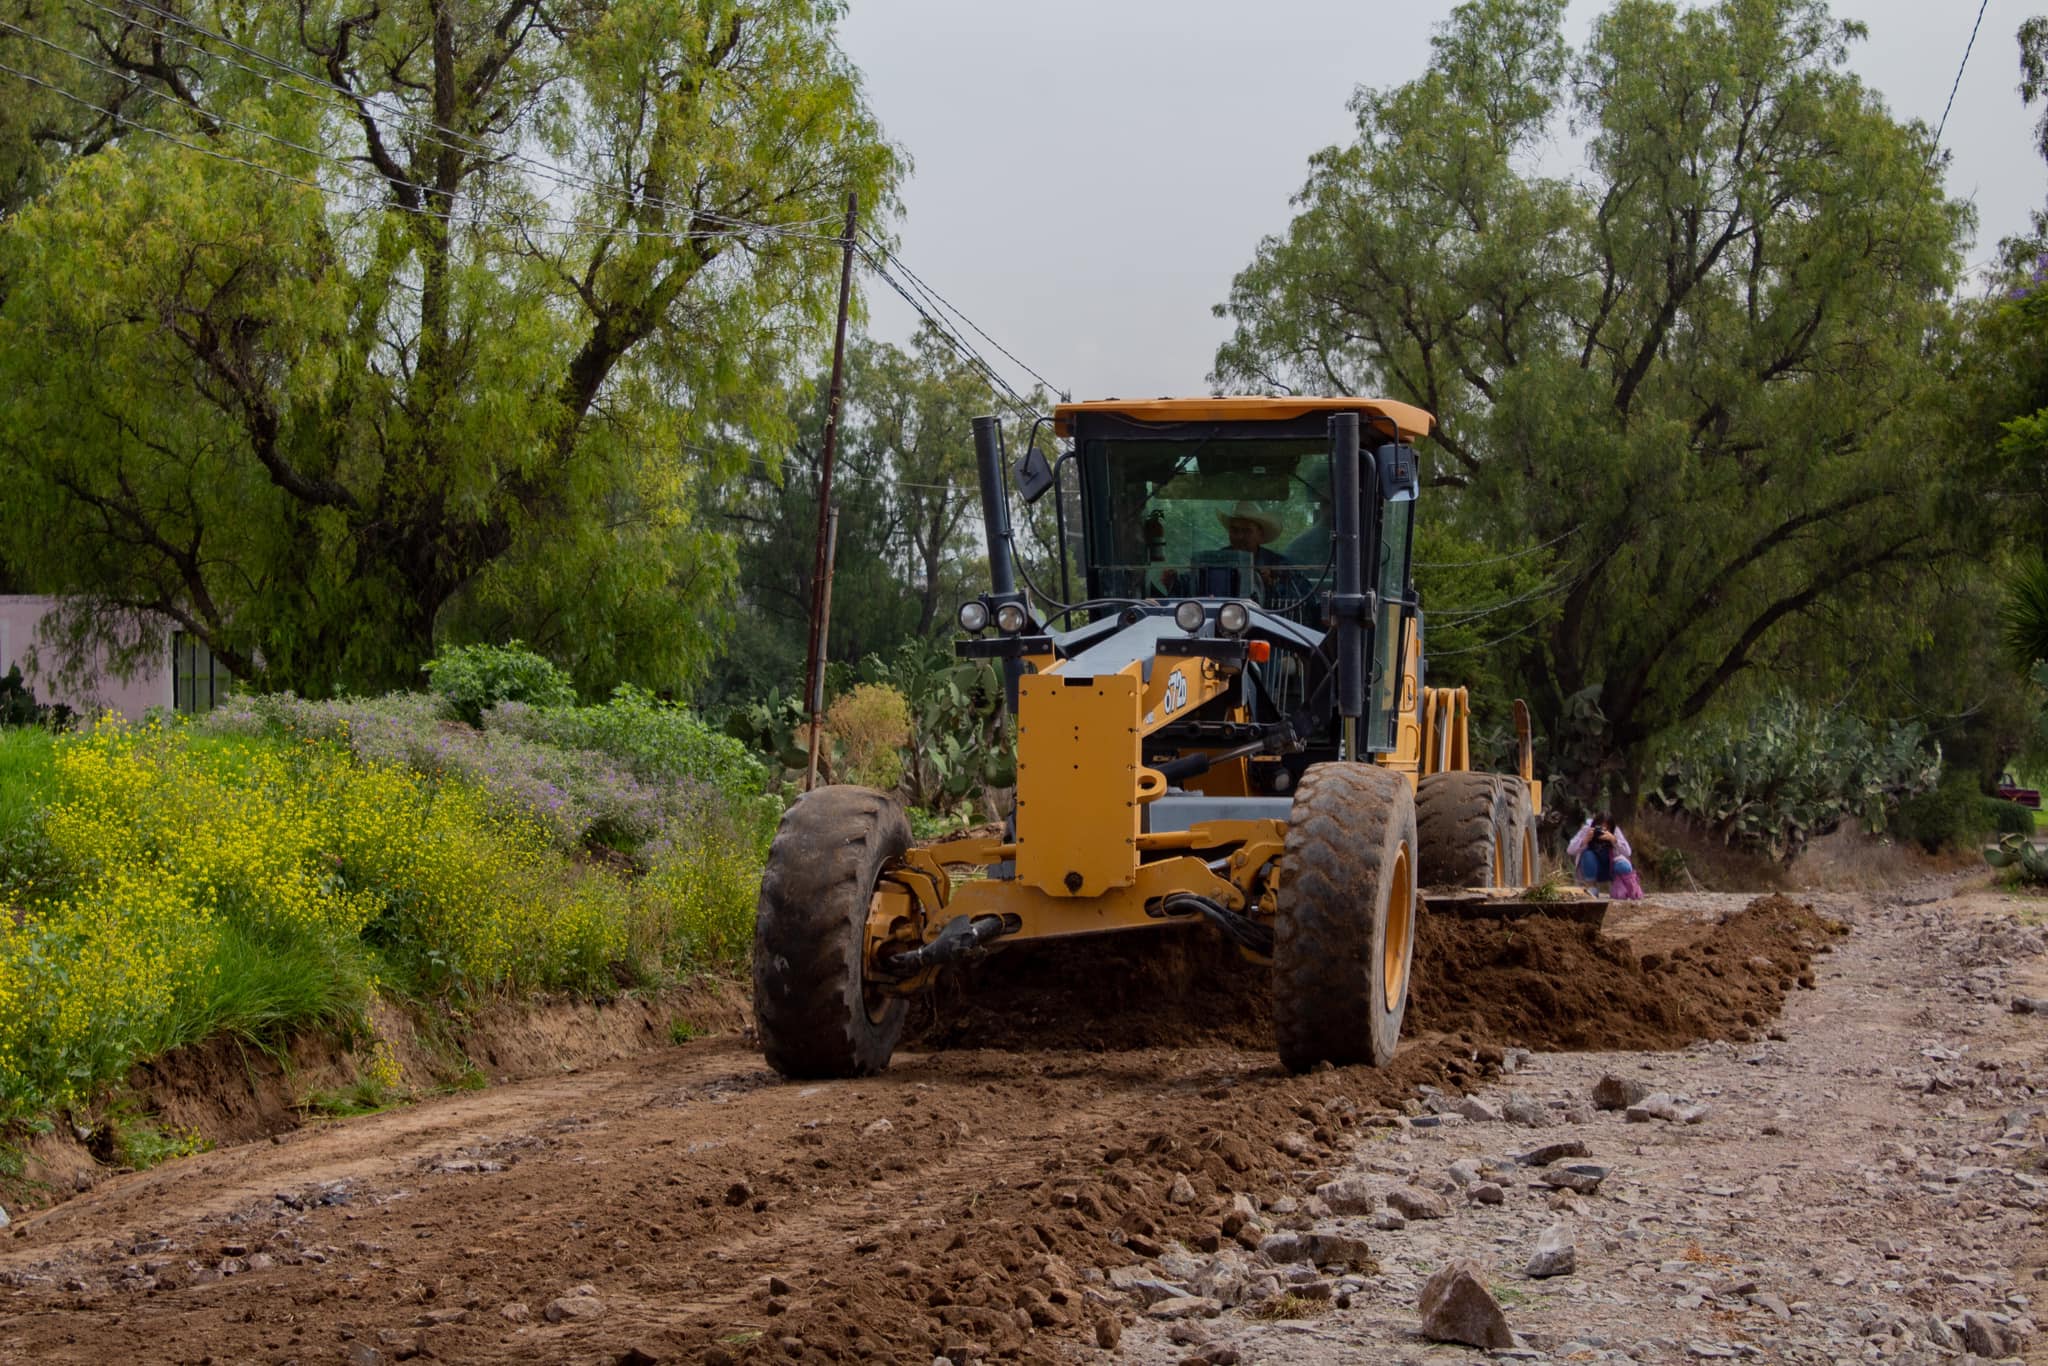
1985, 833, 2048, 883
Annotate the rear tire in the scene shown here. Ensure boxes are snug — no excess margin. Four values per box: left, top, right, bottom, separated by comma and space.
1498, 778, 1541, 887
752, 785, 909, 1079
1273, 763, 1418, 1071
1416, 771, 1512, 888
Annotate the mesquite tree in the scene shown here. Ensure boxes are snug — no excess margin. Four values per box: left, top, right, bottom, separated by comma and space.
0, 0, 901, 695
1214, 0, 1975, 809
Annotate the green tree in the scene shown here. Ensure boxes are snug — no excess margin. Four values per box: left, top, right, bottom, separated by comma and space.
0, 1, 901, 697
700, 326, 1047, 708
1214, 0, 1974, 810
854, 325, 1001, 634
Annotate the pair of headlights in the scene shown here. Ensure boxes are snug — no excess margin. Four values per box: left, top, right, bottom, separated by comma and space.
1175, 600, 1252, 636
957, 598, 1253, 637
958, 599, 1030, 634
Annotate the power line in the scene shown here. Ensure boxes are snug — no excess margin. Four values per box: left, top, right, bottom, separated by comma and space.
1934, 0, 1991, 152
861, 247, 1041, 424
1431, 572, 1577, 626
1414, 525, 1577, 570
861, 229, 1063, 399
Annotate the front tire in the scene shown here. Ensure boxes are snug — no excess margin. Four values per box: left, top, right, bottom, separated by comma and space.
1273, 763, 1418, 1071
752, 785, 908, 1079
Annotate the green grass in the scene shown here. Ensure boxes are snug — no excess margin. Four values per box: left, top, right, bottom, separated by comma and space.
300, 1078, 396, 1118
0, 728, 58, 834
154, 921, 374, 1057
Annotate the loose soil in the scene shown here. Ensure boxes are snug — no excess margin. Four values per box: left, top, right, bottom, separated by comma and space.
0, 894, 1839, 1364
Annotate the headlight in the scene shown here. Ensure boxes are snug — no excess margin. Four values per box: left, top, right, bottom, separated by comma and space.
1173, 600, 1206, 633
1217, 601, 1251, 636
995, 602, 1029, 634
958, 600, 989, 633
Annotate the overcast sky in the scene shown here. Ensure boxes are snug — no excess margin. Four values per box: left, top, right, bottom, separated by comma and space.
836, 0, 2046, 406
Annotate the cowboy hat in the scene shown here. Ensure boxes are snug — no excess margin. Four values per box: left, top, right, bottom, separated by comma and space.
1215, 501, 1285, 544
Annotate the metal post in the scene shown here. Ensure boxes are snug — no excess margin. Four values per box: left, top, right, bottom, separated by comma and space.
801, 191, 858, 792
804, 504, 840, 790
1329, 412, 1366, 759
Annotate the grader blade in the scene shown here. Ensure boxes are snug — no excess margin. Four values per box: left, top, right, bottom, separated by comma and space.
1421, 887, 1610, 929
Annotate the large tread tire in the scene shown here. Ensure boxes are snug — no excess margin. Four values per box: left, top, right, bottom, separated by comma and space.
752, 785, 909, 1079
1416, 770, 1512, 888
1273, 763, 1418, 1071
1498, 778, 1542, 887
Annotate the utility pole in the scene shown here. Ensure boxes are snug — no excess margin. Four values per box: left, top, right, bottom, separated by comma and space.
803, 190, 858, 791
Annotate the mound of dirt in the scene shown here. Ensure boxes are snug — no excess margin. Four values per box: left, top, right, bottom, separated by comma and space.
909, 894, 1841, 1060
1410, 893, 1844, 1051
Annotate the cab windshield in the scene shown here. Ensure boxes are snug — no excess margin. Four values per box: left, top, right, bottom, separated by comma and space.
1080, 436, 1332, 611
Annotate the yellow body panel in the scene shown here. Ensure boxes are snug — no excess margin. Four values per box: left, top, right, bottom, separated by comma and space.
1015, 670, 1142, 895
1052, 395, 1434, 442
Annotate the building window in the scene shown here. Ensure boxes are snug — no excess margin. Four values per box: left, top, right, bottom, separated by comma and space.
172, 631, 227, 713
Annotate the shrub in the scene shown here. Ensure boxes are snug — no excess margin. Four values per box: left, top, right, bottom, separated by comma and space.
1893, 777, 2022, 853
824, 683, 911, 790
1988, 798, 2038, 838
421, 641, 576, 724
202, 692, 719, 860
0, 720, 660, 1121
487, 686, 778, 847
851, 640, 1014, 813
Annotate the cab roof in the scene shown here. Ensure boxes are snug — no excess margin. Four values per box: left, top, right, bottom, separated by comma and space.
1051, 395, 1434, 442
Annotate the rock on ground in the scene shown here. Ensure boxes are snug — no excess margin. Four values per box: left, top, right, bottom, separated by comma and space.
1418, 1259, 1516, 1350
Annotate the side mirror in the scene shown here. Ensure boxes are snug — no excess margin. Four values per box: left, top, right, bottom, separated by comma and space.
1375, 442, 1420, 498
1014, 443, 1055, 503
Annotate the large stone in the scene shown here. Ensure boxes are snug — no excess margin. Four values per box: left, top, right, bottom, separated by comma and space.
1369, 1208, 1408, 1231
1960, 1311, 2022, 1358
1516, 1140, 1589, 1167
1540, 1164, 1609, 1196
1457, 1097, 1503, 1123
1304, 1231, 1375, 1272
1467, 1182, 1505, 1206
1386, 1187, 1450, 1220
1257, 1233, 1310, 1266
1316, 1176, 1378, 1215
1626, 1093, 1683, 1123
1592, 1075, 1650, 1111
1501, 1093, 1550, 1127
543, 1295, 605, 1323
1145, 1295, 1222, 1320
1418, 1259, 1516, 1350
1108, 1266, 1190, 1306
1524, 1222, 1576, 1278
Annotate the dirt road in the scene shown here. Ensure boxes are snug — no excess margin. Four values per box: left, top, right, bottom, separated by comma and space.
0, 885, 2035, 1364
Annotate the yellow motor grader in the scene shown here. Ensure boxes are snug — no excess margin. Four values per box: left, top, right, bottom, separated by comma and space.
752, 397, 1543, 1078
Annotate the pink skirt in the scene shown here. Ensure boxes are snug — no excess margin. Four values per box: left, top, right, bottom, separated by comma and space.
1610, 870, 1644, 901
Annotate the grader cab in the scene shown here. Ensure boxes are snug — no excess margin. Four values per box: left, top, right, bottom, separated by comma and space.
752, 397, 1544, 1078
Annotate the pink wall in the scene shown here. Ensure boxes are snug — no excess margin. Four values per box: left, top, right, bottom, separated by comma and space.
0, 596, 174, 721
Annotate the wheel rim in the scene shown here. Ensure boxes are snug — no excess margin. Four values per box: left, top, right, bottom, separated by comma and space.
861, 886, 894, 1024
1521, 831, 1537, 884
1383, 842, 1414, 1006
